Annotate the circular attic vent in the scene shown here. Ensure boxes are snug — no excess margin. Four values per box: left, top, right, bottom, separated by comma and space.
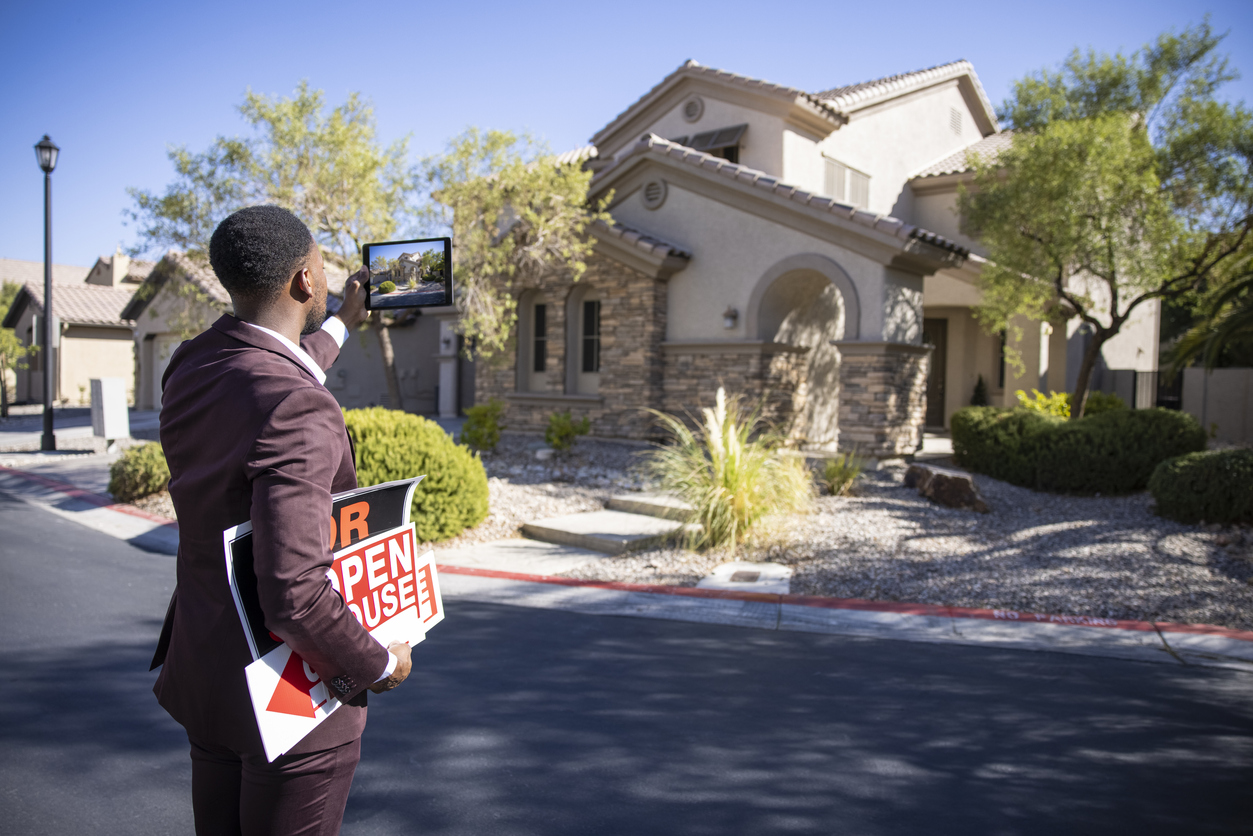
642, 179, 667, 210
682, 96, 704, 122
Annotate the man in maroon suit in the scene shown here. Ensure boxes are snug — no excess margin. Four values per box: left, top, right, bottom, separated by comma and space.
151, 205, 412, 835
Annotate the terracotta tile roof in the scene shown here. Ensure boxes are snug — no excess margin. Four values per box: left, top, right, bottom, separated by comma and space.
0, 257, 90, 286
590, 218, 690, 259
592, 134, 969, 258
120, 250, 230, 322
8, 280, 136, 327
121, 249, 354, 321
815, 60, 999, 130
911, 131, 1015, 179
592, 60, 844, 147
554, 145, 599, 166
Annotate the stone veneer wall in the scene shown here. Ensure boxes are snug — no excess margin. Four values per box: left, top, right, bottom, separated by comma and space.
661, 344, 810, 437
835, 342, 930, 458
474, 252, 667, 439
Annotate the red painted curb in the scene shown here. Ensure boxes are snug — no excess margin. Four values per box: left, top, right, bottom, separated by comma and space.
437, 564, 1253, 645
0, 465, 179, 529
5, 463, 1248, 646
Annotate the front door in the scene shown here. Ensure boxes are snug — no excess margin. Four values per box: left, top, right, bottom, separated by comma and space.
922, 318, 948, 428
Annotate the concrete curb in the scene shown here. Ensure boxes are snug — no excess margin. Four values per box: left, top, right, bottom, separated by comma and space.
436, 566, 1253, 672
2, 463, 1250, 672
0, 465, 179, 554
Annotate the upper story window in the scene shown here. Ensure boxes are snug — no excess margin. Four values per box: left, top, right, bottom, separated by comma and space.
669, 124, 747, 165
824, 156, 870, 207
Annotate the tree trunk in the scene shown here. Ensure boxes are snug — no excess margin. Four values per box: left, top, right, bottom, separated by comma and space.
371, 318, 403, 411
0, 367, 8, 419
1070, 331, 1107, 420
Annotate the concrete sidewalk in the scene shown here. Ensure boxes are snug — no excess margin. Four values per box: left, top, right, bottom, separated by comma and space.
0, 407, 161, 452
1, 455, 1251, 674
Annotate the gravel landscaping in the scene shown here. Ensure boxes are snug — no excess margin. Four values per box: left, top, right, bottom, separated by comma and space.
115, 432, 1253, 631
561, 459, 1253, 631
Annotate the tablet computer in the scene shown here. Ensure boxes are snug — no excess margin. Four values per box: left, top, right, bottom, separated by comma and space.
362, 237, 453, 310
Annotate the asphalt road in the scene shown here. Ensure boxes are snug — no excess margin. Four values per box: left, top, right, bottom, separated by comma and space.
1, 492, 1251, 835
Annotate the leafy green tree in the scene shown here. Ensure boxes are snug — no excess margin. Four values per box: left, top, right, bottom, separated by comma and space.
0, 281, 35, 418
128, 82, 420, 408
1169, 241, 1253, 369
421, 128, 611, 360
962, 21, 1253, 418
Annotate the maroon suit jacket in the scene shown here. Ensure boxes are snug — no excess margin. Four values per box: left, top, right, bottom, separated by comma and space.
152, 314, 389, 756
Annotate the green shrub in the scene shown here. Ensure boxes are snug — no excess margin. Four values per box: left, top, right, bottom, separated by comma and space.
377, 280, 396, 294
1016, 388, 1071, 418
343, 407, 489, 543
545, 411, 590, 451
970, 374, 989, 407
951, 406, 1204, 494
645, 387, 813, 550
461, 398, 506, 451
1082, 391, 1126, 415
951, 407, 1062, 486
1034, 409, 1206, 493
820, 452, 863, 496
108, 442, 170, 502
1149, 448, 1253, 525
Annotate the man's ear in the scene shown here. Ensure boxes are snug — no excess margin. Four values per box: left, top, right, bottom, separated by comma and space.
292, 266, 314, 302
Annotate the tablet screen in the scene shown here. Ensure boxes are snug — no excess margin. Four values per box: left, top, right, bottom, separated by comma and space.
362, 237, 453, 310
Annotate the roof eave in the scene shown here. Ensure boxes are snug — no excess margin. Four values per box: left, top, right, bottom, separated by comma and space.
591, 63, 845, 154
591, 139, 968, 268
590, 226, 690, 280
1, 286, 35, 328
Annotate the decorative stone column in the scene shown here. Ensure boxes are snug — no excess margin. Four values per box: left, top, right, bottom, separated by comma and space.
833, 341, 930, 460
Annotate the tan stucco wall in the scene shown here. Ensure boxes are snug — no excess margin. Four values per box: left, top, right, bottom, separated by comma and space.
1182, 367, 1253, 444
814, 81, 987, 216
328, 314, 448, 414
59, 326, 134, 404
911, 190, 985, 255
610, 181, 914, 343
600, 91, 788, 177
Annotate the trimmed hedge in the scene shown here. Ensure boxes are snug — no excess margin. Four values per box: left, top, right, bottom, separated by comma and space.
108, 442, 170, 502
1149, 448, 1253, 525
343, 407, 489, 543
952, 406, 1205, 494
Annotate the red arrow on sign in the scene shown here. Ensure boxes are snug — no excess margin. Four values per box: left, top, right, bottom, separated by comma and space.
266, 652, 327, 718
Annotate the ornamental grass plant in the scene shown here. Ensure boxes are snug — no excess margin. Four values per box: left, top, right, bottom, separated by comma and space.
645, 387, 813, 551
820, 452, 863, 496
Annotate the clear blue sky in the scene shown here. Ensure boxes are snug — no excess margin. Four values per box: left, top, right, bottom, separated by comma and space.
1, 0, 1249, 267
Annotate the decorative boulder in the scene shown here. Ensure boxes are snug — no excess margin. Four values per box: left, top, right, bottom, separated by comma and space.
904, 463, 990, 513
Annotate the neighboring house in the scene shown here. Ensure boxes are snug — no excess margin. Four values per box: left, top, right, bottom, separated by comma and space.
121, 252, 232, 409
473, 59, 1162, 458
1, 251, 151, 405
122, 250, 467, 415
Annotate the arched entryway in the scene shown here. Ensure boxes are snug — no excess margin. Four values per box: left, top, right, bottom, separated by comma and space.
749, 255, 859, 449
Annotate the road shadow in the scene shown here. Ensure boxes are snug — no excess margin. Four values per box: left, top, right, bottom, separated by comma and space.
344, 601, 1253, 836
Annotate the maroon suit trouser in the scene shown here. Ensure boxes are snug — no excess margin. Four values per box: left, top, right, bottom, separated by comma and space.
189, 735, 361, 836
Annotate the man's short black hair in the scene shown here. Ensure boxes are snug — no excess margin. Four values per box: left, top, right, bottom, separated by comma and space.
209, 205, 315, 301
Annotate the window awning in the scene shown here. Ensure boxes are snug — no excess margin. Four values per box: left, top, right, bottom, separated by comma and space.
668, 123, 748, 153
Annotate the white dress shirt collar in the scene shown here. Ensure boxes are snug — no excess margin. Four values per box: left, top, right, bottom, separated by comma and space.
243, 322, 326, 385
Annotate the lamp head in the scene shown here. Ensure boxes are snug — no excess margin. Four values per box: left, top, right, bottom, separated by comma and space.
35, 135, 59, 174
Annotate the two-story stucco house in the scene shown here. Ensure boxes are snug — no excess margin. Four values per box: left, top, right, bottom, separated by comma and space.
475, 59, 1161, 458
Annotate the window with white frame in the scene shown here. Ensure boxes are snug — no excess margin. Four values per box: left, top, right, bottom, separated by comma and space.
823, 156, 871, 207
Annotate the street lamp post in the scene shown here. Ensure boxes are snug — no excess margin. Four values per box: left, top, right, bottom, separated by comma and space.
35, 135, 59, 452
